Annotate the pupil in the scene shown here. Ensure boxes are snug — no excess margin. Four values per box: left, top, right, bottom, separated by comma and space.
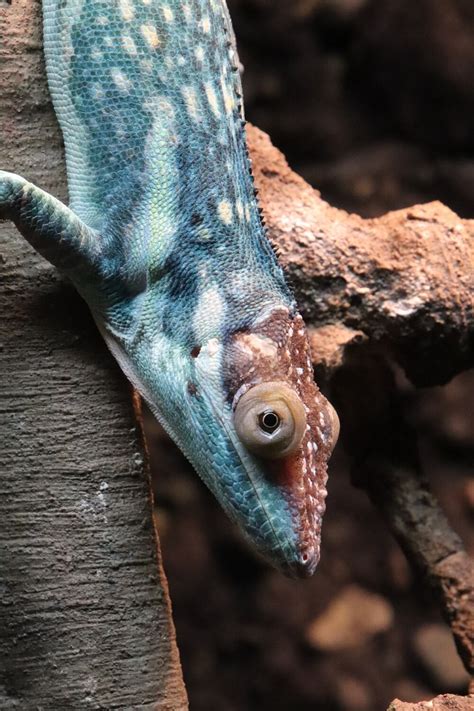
259, 411, 280, 434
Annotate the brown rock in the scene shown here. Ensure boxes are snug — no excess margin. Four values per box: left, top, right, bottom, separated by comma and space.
306, 584, 394, 651
388, 694, 474, 710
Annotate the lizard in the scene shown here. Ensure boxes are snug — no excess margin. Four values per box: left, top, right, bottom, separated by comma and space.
0, 0, 339, 577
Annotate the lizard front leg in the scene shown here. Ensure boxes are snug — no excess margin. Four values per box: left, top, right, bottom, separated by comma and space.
0, 170, 104, 288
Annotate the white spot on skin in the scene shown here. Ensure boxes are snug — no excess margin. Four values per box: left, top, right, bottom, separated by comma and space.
195, 46, 205, 62
244, 205, 251, 222
122, 35, 137, 55
218, 199, 233, 225
182, 86, 200, 121
237, 334, 278, 359
296, 367, 304, 375
177, 55, 186, 66
91, 84, 105, 100
97, 16, 109, 26
200, 16, 211, 33
111, 68, 131, 93
205, 82, 221, 117
197, 227, 212, 241
104, 36, 114, 47
206, 338, 220, 357
141, 24, 160, 49
90, 47, 104, 61
119, 0, 134, 22
194, 288, 226, 345
141, 59, 153, 73
162, 5, 174, 22
236, 200, 244, 220
182, 3, 192, 22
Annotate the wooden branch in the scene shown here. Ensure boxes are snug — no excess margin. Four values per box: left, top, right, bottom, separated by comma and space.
0, 2, 187, 707
250, 124, 474, 694
249, 125, 473, 387
331, 353, 474, 680
388, 694, 474, 710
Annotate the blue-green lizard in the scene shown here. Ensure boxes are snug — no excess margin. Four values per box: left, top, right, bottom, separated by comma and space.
0, 0, 339, 577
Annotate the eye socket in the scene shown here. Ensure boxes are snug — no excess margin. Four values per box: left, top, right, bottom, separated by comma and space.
234, 382, 306, 459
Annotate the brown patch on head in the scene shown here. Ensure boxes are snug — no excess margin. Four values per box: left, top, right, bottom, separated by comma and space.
223, 307, 337, 567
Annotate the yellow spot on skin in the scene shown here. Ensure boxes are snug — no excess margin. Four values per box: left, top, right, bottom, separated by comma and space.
182, 86, 200, 122
119, 0, 134, 22
111, 68, 131, 93
162, 5, 174, 22
200, 16, 211, 33
142, 0, 152, 4
122, 35, 137, 56
195, 46, 204, 62
141, 24, 160, 49
220, 75, 234, 114
218, 200, 233, 225
205, 82, 220, 118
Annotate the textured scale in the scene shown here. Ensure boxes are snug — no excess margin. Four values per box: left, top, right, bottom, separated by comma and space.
0, 0, 338, 577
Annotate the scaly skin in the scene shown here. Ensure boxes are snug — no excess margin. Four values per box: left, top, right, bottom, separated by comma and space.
0, 0, 338, 577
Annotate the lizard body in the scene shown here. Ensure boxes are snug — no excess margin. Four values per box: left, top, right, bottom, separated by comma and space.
0, 0, 338, 576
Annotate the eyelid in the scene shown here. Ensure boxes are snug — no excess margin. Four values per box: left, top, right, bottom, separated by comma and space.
233, 381, 307, 459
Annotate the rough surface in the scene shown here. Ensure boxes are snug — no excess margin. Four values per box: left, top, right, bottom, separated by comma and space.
388, 694, 474, 711
248, 124, 473, 691
0, 1, 187, 708
249, 125, 474, 386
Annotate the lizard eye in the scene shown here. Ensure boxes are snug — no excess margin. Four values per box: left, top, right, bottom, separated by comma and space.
234, 382, 306, 459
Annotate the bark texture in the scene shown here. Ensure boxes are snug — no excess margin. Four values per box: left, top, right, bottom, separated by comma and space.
248, 125, 474, 697
0, 2, 187, 708
388, 694, 474, 711
249, 126, 473, 387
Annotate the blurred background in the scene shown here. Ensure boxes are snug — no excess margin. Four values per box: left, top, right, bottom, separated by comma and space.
147, 1, 473, 709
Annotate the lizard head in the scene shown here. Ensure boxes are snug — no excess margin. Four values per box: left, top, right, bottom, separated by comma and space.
169, 305, 339, 578
117, 295, 338, 578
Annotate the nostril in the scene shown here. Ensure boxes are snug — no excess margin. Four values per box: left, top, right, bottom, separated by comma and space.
302, 553, 308, 562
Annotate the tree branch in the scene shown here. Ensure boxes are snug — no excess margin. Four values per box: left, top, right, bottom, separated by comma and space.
0, 1, 187, 706
250, 124, 474, 691
249, 125, 473, 386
